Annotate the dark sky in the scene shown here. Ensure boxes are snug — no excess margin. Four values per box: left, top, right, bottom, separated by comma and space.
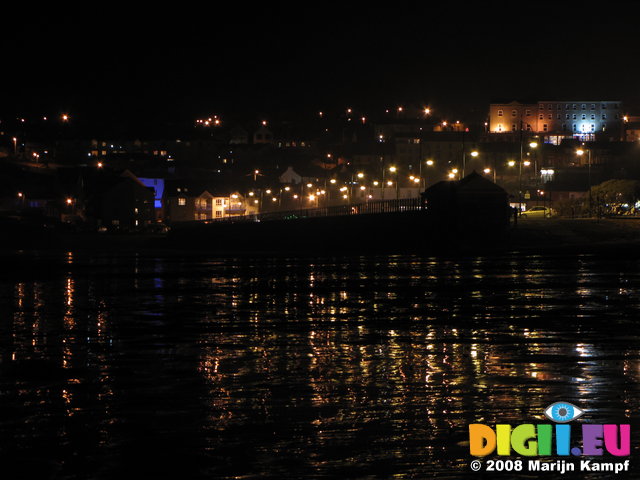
3, 4, 640, 130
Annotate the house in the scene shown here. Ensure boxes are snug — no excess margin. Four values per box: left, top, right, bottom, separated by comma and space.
278, 165, 331, 185
138, 177, 165, 220
97, 173, 155, 229
253, 125, 274, 144
164, 180, 258, 223
164, 184, 214, 222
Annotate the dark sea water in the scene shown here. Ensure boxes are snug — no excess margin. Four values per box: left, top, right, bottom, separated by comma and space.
1, 250, 639, 479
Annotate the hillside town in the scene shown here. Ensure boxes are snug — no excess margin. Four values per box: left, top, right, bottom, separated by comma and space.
2, 100, 640, 233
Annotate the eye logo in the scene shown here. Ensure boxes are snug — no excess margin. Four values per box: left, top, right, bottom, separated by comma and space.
544, 402, 584, 423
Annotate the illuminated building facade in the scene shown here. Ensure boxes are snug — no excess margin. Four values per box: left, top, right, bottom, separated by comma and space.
489, 100, 623, 143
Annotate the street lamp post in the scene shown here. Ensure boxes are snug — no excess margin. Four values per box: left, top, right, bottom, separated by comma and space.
389, 166, 398, 200
350, 172, 364, 203
484, 167, 496, 183
577, 148, 592, 216
519, 141, 537, 212
469, 150, 479, 179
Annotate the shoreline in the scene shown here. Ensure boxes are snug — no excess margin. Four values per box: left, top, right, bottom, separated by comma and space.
2, 217, 640, 257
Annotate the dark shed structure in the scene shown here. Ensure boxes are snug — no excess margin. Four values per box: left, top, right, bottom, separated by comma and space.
421, 171, 511, 231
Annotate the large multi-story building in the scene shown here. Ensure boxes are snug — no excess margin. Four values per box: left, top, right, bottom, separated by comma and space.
488, 100, 623, 143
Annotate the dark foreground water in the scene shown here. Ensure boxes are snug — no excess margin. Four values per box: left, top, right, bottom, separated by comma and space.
1, 251, 640, 479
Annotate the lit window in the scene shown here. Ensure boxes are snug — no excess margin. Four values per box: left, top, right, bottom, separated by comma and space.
178, 197, 186, 206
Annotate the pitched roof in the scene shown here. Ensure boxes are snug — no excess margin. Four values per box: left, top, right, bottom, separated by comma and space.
423, 171, 507, 198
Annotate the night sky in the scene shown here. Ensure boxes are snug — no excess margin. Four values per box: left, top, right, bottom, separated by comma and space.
3, 4, 640, 132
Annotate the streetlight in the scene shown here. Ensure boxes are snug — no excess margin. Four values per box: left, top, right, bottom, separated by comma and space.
518, 141, 538, 212
483, 167, 496, 183
577, 148, 592, 215
469, 150, 480, 179
350, 172, 364, 201
462, 149, 479, 178
388, 166, 398, 199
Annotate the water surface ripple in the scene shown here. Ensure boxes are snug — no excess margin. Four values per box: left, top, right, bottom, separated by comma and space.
0, 251, 639, 479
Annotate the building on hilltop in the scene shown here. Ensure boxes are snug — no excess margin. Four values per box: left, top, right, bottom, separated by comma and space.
488, 100, 624, 144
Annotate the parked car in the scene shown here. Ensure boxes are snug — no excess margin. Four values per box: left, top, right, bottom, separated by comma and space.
520, 206, 556, 218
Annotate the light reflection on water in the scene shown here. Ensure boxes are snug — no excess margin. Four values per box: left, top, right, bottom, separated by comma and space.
0, 251, 639, 478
